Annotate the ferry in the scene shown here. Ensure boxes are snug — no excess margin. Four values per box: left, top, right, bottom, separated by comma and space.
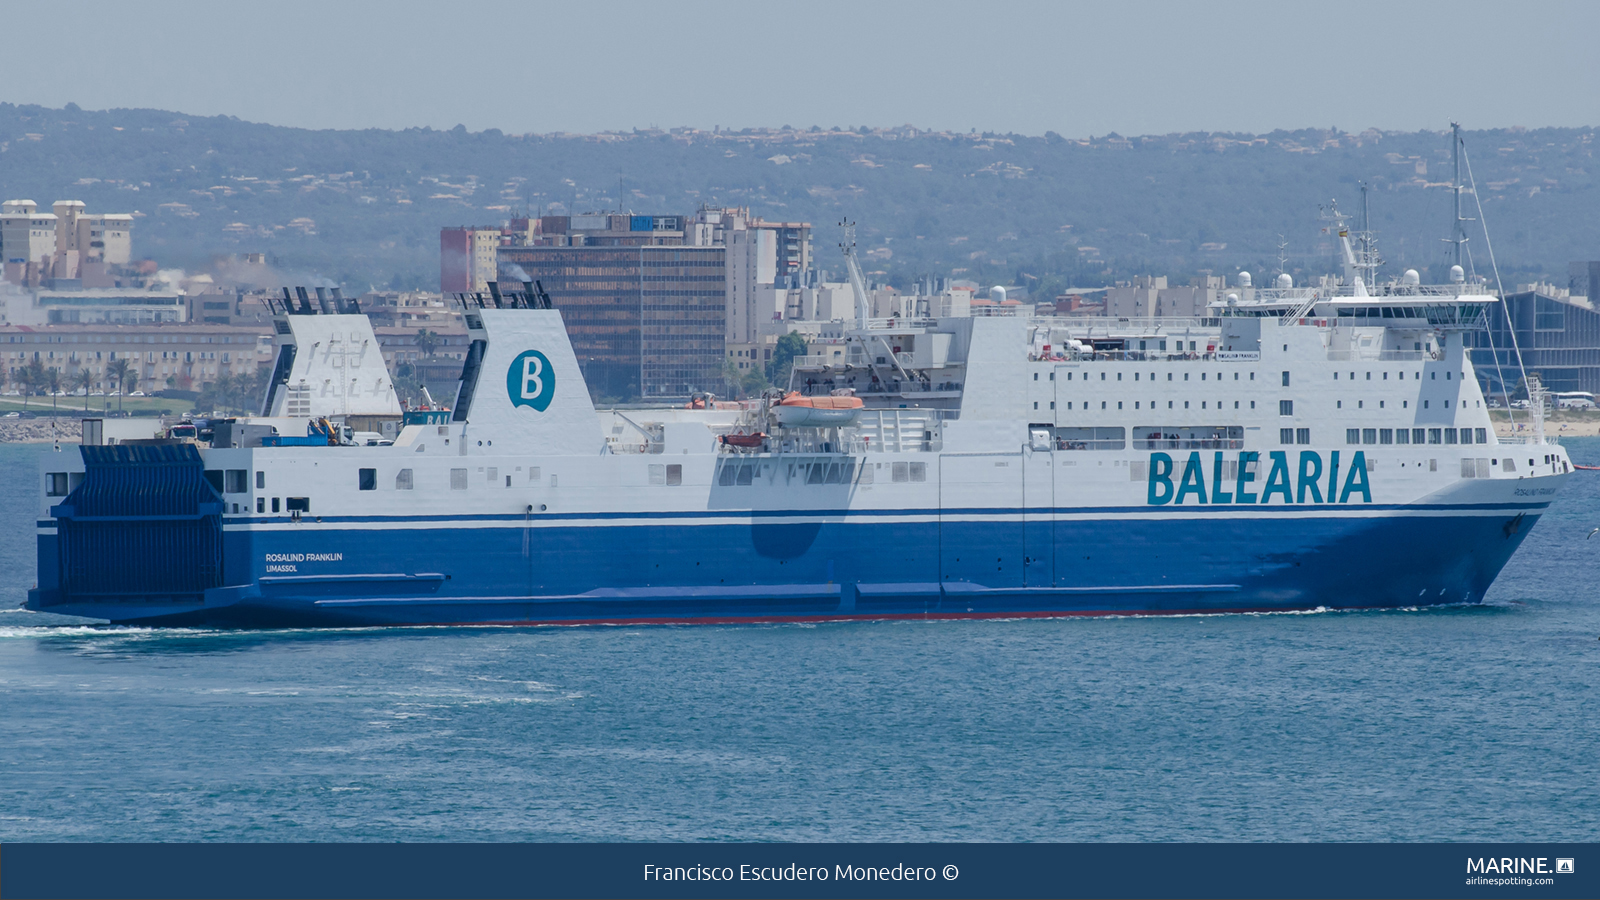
26, 231, 1571, 627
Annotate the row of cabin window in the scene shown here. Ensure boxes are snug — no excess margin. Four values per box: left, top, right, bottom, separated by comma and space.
1328, 370, 1456, 381
1342, 427, 1488, 446
1047, 371, 1258, 382
1053, 400, 1259, 411
355, 466, 549, 491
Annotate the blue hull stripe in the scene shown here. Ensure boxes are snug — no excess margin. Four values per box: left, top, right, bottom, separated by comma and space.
28, 508, 1544, 627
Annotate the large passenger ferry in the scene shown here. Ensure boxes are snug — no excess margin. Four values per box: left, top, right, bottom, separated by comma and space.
27, 228, 1571, 627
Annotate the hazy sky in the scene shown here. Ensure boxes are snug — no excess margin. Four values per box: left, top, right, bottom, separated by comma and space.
8, 0, 1598, 136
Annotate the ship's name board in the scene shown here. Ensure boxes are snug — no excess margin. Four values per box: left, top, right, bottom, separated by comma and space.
1148, 451, 1371, 505
264, 551, 344, 573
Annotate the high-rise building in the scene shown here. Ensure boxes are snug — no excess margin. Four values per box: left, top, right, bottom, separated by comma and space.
439, 226, 505, 293
1, 199, 133, 287
687, 207, 811, 344
496, 243, 725, 400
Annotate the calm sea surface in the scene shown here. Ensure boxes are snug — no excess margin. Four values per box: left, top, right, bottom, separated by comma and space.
2, 439, 1598, 842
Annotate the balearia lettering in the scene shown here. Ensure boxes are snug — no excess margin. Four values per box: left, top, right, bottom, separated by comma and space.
1148, 451, 1371, 506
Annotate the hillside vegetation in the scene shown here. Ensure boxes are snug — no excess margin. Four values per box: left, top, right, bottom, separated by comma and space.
2, 103, 1593, 293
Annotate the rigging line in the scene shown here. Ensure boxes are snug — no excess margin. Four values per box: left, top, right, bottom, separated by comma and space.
1461, 136, 1531, 437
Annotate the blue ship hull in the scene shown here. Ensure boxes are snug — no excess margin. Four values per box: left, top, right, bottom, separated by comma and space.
30, 503, 1544, 627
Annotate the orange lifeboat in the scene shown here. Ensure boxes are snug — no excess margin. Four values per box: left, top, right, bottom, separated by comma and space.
719, 432, 767, 449
772, 391, 864, 427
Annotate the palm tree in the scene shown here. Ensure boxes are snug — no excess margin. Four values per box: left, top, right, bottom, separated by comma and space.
105, 359, 131, 413
20, 359, 45, 409
415, 328, 441, 358
71, 368, 93, 411
46, 366, 60, 416
120, 368, 139, 409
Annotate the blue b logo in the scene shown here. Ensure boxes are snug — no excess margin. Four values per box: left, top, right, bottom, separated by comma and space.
507, 350, 555, 412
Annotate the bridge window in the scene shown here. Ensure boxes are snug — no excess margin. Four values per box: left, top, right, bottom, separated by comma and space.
1380, 429, 1393, 444
1363, 429, 1377, 444
358, 469, 377, 491
271, 497, 280, 513
1281, 428, 1295, 445
1444, 429, 1458, 444
225, 470, 248, 493
1396, 429, 1410, 445
46, 472, 68, 496
1297, 429, 1311, 444
1428, 429, 1442, 445
1346, 429, 1360, 445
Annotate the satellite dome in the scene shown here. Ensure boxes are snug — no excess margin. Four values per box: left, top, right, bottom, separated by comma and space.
1237, 271, 1252, 288
1226, 293, 1240, 305
1276, 273, 1293, 288
1402, 269, 1421, 286
1449, 265, 1465, 283
990, 285, 1007, 303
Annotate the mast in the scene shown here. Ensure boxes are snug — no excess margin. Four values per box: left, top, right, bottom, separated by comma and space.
1446, 122, 1471, 267
840, 220, 869, 331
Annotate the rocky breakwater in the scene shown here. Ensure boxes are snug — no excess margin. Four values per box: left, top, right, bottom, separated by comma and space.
0, 418, 85, 443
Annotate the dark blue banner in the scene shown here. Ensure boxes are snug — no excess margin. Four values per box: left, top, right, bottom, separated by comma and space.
1, 843, 1592, 899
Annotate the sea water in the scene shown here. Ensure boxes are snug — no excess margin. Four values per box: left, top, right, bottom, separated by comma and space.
2, 439, 1597, 841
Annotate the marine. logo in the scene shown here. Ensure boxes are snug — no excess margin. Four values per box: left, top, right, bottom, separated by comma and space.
507, 349, 555, 412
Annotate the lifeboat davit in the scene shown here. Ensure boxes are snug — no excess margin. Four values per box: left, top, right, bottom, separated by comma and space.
772, 391, 864, 427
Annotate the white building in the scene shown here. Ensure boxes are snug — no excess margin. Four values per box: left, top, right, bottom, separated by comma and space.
688, 207, 811, 345
0, 199, 134, 287
0, 201, 59, 284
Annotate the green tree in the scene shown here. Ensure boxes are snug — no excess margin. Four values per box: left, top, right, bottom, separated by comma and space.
71, 367, 93, 411
105, 358, 131, 413
415, 328, 441, 358
46, 366, 61, 416
766, 332, 808, 390
19, 359, 45, 408
740, 365, 769, 397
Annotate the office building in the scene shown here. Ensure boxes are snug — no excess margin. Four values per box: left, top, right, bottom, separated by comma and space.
497, 243, 726, 400
1472, 272, 1600, 397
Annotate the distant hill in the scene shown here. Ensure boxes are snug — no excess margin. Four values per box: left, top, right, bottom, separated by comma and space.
1, 103, 1593, 294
